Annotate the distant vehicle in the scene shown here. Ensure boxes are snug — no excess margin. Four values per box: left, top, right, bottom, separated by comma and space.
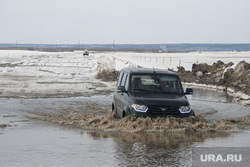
83, 50, 89, 56
112, 67, 195, 118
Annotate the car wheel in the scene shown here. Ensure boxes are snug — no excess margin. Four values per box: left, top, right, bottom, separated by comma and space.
112, 103, 119, 118
122, 111, 126, 117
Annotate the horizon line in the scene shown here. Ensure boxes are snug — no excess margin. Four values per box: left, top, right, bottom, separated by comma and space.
1, 43, 250, 45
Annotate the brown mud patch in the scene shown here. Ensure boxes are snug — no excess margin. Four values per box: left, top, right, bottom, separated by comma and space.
96, 69, 119, 82
0, 124, 9, 128
26, 110, 250, 133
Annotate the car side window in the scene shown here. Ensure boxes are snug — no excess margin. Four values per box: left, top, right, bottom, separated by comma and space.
124, 74, 129, 91
117, 71, 124, 86
120, 73, 128, 87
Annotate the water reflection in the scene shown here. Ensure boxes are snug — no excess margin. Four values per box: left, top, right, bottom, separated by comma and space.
183, 86, 250, 120
87, 131, 229, 166
183, 85, 234, 103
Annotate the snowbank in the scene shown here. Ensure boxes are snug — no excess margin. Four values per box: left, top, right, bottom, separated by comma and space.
0, 50, 249, 103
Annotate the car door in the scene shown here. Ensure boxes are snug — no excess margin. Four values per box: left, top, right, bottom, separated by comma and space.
113, 71, 124, 116
116, 72, 129, 117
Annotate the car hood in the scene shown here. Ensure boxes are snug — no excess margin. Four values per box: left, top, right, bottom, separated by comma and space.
131, 94, 190, 106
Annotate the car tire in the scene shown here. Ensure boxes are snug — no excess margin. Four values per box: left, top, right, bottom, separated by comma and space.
112, 103, 119, 118
122, 111, 126, 118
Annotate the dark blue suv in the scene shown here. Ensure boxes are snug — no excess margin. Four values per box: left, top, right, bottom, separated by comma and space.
112, 67, 195, 118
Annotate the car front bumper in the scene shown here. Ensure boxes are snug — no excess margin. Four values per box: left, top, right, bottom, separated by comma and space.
130, 109, 195, 118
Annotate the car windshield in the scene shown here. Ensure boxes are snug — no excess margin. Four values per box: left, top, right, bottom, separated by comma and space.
130, 74, 183, 95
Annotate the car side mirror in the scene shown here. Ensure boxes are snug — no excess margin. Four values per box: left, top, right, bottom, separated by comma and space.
117, 86, 128, 93
185, 88, 193, 95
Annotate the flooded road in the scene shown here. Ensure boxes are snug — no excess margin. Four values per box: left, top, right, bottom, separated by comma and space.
1, 88, 250, 166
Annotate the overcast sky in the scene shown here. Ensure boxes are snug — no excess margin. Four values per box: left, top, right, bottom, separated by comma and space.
1, 0, 250, 44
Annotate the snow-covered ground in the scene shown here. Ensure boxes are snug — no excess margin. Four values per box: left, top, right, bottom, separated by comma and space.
107, 51, 250, 71
0, 50, 249, 98
0, 50, 114, 98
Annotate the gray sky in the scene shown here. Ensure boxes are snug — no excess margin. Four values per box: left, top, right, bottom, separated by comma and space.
1, 0, 250, 44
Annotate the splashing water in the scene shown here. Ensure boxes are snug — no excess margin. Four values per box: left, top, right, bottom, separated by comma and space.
26, 108, 250, 133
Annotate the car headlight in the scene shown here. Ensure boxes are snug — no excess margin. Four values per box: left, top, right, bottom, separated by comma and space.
131, 104, 148, 112
179, 106, 191, 113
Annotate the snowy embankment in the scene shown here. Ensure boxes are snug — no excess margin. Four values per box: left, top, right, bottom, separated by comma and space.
97, 51, 250, 105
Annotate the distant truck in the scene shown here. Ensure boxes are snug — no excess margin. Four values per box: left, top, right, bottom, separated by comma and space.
83, 49, 89, 56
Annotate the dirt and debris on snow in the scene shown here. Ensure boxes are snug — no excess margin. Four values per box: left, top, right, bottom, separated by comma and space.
178, 60, 250, 94
175, 60, 250, 104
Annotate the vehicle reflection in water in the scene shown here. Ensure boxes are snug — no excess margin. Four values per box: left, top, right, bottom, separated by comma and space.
87, 131, 229, 166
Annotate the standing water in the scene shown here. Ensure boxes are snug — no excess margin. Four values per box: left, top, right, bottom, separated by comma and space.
0, 87, 250, 166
